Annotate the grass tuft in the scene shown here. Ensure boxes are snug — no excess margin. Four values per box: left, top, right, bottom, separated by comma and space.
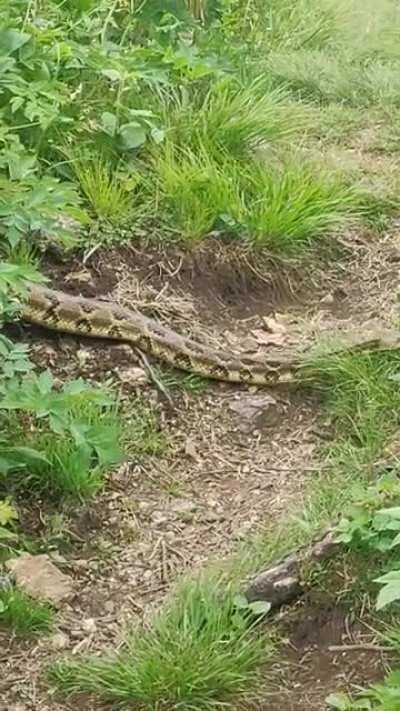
0, 585, 54, 637
162, 80, 301, 159
267, 50, 400, 107
50, 578, 271, 708
73, 156, 141, 225
306, 350, 400, 453
156, 145, 361, 248
240, 160, 361, 249
155, 144, 243, 242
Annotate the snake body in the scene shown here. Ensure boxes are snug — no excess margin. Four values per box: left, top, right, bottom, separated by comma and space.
22, 284, 297, 385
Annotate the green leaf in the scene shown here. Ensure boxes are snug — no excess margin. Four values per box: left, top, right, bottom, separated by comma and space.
325, 692, 352, 710
37, 370, 53, 394
377, 507, 400, 519
246, 600, 272, 615
390, 532, 400, 549
0, 526, 18, 541
376, 582, 400, 610
100, 111, 118, 137
233, 594, 271, 616
10, 446, 49, 464
7, 153, 37, 181
325, 693, 371, 710
233, 593, 249, 609
374, 570, 400, 584
0, 500, 18, 527
119, 123, 147, 150
0, 29, 30, 55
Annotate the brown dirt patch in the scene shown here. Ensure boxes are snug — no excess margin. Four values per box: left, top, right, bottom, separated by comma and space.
265, 596, 394, 710
41, 238, 343, 326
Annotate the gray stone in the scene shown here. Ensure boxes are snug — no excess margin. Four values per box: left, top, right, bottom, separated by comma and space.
229, 394, 278, 432
6, 553, 74, 605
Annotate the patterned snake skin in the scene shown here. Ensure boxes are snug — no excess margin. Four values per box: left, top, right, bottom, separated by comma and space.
22, 284, 299, 385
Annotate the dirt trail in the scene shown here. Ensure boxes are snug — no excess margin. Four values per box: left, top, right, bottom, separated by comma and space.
2, 234, 400, 710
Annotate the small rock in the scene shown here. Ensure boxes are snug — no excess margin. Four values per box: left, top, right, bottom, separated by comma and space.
229, 394, 278, 432
0, 574, 12, 591
320, 293, 334, 305
117, 366, 148, 386
6, 553, 74, 605
138, 501, 151, 511
56, 213, 81, 233
50, 631, 70, 650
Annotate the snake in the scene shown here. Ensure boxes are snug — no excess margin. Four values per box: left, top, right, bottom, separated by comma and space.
21, 283, 300, 385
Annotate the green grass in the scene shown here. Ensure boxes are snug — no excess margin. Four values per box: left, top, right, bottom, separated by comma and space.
50, 578, 271, 709
2, 0, 396, 256
72, 156, 140, 226
0, 585, 54, 637
1, 382, 124, 500
155, 144, 243, 242
227, 0, 339, 51
156, 368, 209, 394
306, 350, 400, 452
267, 50, 400, 107
306, 104, 368, 143
327, 670, 400, 708
156, 144, 361, 247
240, 159, 361, 249
160, 80, 302, 159
15, 431, 107, 499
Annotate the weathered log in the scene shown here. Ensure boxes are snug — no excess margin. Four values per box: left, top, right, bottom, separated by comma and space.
244, 528, 339, 608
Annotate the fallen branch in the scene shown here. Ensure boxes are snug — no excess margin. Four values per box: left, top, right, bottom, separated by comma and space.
244, 527, 339, 608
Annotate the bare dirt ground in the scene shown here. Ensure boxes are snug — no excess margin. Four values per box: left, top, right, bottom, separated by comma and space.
266, 594, 395, 711
2, 231, 400, 710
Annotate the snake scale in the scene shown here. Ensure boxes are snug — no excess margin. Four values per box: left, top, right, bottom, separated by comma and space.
22, 283, 299, 385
